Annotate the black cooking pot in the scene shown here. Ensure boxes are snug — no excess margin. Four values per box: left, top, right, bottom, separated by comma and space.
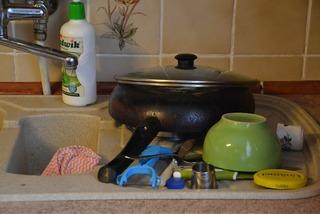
98, 54, 258, 183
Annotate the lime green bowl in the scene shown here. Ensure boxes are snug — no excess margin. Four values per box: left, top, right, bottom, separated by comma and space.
203, 113, 281, 172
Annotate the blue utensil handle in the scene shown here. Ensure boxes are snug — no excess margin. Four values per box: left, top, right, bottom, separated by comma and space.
98, 117, 161, 183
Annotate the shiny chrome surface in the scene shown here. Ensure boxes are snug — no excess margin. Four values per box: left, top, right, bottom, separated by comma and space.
0, 37, 77, 69
0, 0, 78, 70
116, 70, 258, 87
115, 54, 258, 88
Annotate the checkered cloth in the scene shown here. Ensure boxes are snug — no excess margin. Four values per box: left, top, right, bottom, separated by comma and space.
42, 145, 101, 176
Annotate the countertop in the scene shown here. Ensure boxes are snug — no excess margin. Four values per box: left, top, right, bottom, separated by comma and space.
1, 94, 320, 214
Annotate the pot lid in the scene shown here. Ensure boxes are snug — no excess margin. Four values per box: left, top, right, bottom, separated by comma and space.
115, 54, 258, 88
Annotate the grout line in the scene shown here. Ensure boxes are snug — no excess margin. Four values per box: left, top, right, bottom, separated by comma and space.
96, 54, 160, 57
86, 0, 91, 23
94, 53, 320, 58
11, 21, 16, 48
159, 0, 164, 66
302, 0, 313, 80
96, 53, 231, 58
230, 0, 238, 71
11, 22, 18, 55
234, 54, 305, 58
306, 54, 320, 57
0, 52, 16, 55
160, 53, 231, 58
13, 53, 17, 81
11, 21, 17, 81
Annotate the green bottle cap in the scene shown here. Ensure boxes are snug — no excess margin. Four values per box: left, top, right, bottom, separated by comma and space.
69, 1, 86, 20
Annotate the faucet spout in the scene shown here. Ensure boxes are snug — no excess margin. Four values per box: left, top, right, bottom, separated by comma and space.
0, 1, 77, 69
0, 36, 78, 70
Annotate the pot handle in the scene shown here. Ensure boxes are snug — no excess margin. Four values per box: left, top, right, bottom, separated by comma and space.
97, 117, 161, 183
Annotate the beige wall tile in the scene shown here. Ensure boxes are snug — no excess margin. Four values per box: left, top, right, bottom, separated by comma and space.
305, 57, 320, 80
163, 0, 233, 54
308, 0, 320, 54
0, 46, 12, 53
233, 57, 303, 81
162, 56, 230, 71
96, 56, 159, 81
15, 54, 40, 81
13, 21, 33, 43
235, 0, 308, 54
45, 0, 69, 49
15, 54, 62, 82
0, 45, 13, 53
1, 0, 320, 84
90, 0, 160, 54
0, 23, 14, 52
0, 55, 15, 81
47, 60, 63, 82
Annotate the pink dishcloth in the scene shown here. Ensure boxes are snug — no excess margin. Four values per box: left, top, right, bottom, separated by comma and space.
42, 145, 101, 176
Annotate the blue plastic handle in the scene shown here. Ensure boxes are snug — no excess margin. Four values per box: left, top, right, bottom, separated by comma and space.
116, 145, 173, 189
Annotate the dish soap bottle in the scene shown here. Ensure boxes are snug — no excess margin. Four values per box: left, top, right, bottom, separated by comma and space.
60, 0, 96, 106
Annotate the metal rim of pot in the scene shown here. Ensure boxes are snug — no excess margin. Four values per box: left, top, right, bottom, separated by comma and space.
114, 53, 258, 88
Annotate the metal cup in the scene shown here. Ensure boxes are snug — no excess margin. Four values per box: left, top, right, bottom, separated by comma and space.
192, 162, 216, 189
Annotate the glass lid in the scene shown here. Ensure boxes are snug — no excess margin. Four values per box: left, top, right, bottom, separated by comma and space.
115, 54, 258, 88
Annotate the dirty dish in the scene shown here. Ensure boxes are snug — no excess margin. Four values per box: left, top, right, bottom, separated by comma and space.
203, 113, 281, 172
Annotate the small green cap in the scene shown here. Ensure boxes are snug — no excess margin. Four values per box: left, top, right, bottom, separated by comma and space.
69, 1, 86, 20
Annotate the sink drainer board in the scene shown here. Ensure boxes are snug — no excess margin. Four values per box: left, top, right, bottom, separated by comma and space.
0, 94, 319, 201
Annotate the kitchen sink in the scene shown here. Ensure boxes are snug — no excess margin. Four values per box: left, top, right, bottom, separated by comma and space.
0, 95, 319, 202
6, 114, 101, 175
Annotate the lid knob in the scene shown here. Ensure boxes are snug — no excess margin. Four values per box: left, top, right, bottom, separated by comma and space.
175, 54, 197, 70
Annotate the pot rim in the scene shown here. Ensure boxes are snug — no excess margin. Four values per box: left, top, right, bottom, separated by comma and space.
116, 77, 258, 88
115, 54, 259, 88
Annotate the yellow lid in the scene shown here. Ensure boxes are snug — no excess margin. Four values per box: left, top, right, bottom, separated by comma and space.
254, 169, 307, 190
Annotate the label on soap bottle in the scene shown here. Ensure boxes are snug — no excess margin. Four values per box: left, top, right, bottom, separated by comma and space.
60, 35, 84, 97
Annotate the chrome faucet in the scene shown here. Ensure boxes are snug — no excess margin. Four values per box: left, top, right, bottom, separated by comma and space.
0, 0, 78, 70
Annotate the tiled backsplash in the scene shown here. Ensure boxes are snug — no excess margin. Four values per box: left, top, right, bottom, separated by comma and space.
0, 0, 320, 82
